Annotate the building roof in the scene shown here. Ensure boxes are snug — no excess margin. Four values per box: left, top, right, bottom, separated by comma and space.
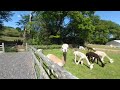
106, 40, 120, 47
114, 40, 120, 43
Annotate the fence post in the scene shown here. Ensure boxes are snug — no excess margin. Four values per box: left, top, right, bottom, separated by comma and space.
2, 43, 5, 52
29, 46, 78, 79
26, 43, 27, 51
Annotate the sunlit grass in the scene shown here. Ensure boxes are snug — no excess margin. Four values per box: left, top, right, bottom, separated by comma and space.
43, 48, 120, 79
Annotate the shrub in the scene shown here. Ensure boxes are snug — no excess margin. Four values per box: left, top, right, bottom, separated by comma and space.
33, 45, 61, 49
5, 46, 17, 52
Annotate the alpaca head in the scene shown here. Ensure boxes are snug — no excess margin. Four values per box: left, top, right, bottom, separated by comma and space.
61, 44, 69, 52
102, 63, 105, 67
90, 64, 94, 70
110, 59, 114, 63
93, 48, 96, 51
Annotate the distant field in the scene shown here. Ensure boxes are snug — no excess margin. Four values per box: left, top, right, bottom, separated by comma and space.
0, 36, 24, 42
42, 45, 120, 79
87, 44, 120, 50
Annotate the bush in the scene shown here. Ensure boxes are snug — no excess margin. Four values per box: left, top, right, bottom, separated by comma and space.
5, 46, 17, 52
27, 39, 38, 45
14, 40, 23, 45
33, 45, 61, 49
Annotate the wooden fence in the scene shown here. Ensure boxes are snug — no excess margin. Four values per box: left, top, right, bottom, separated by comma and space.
0, 43, 5, 53
29, 46, 78, 79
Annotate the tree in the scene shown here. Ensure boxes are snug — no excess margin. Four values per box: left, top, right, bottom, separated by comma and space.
16, 27, 21, 32
92, 19, 120, 44
31, 11, 69, 44
16, 13, 32, 44
105, 20, 120, 40
0, 11, 13, 29
64, 11, 95, 45
19, 11, 96, 45
92, 20, 109, 44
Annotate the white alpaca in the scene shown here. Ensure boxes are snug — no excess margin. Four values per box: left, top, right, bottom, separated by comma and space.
61, 44, 69, 52
110, 45, 116, 48
94, 51, 114, 63
73, 51, 94, 70
79, 46, 85, 50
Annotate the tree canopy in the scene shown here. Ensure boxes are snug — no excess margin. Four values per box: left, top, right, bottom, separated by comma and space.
16, 11, 120, 45
0, 11, 13, 29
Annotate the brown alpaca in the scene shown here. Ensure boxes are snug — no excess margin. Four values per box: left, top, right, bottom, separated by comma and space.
46, 52, 66, 67
85, 46, 96, 52
86, 52, 105, 67
46, 44, 68, 67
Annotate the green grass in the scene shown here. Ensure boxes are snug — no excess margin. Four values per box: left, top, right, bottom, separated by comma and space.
43, 47, 120, 79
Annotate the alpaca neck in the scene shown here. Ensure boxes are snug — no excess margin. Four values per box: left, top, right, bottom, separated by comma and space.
105, 54, 111, 60
85, 57, 91, 65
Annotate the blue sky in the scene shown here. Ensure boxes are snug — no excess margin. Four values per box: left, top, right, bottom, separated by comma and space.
3, 11, 120, 28
3, 11, 31, 28
95, 11, 120, 24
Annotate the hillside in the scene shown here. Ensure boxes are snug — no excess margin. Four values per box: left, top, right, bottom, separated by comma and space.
0, 26, 24, 44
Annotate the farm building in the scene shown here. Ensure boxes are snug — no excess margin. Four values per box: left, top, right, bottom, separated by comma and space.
106, 40, 120, 47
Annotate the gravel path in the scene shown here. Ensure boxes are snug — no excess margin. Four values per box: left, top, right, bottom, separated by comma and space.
0, 52, 36, 79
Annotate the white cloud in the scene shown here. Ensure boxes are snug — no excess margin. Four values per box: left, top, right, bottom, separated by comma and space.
17, 15, 21, 18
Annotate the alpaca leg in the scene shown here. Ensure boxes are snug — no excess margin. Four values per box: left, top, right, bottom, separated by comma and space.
90, 64, 94, 70
86, 57, 94, 69
74, 54, 77, 64
91, 57, 95, 63
88, 56, 91, 62
96, 58, 98, 64
85, 57, 91, 66
99, 59, 105, 67
92, 57, 96, 63
81, 60, 84, 65
101, 56, 105, 63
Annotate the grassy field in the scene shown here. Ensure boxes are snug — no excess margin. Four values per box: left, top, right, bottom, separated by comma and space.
87, 44, 120, 50
43, 45, 120, 79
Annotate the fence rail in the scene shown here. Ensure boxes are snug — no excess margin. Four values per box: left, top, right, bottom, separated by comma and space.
29, 46, 78, 79
0, 43, 5, 53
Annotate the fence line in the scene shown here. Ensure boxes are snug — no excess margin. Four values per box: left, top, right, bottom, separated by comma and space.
29, 46, 78, 79
31, 49, 50, 79
0, 43, 5, 53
